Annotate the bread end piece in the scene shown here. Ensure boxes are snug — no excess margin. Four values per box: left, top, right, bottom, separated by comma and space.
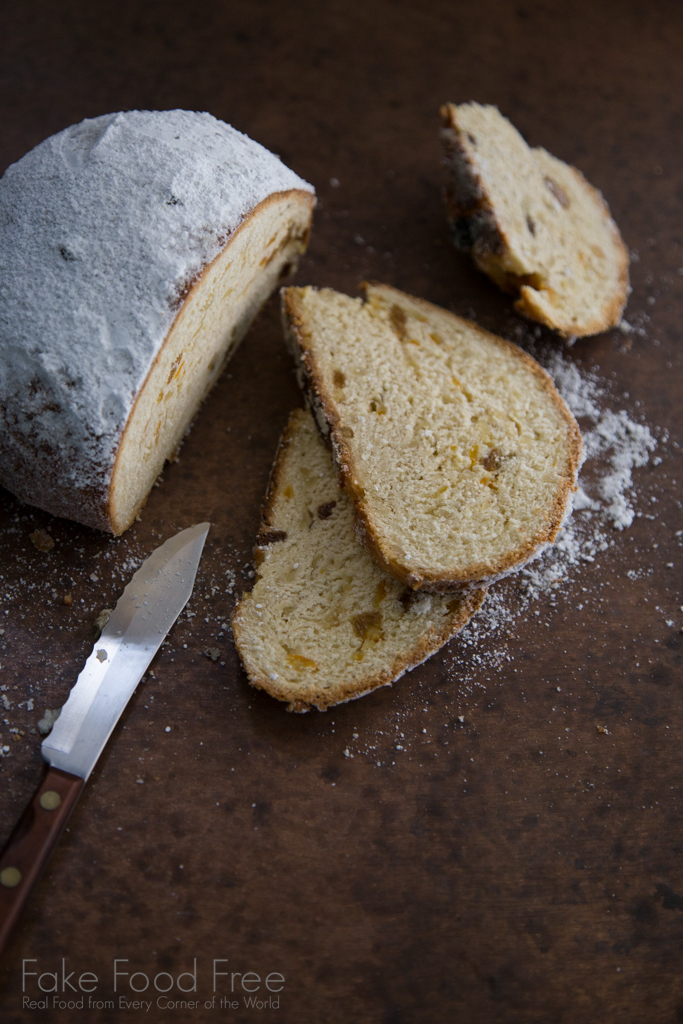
440, 102, 629, 339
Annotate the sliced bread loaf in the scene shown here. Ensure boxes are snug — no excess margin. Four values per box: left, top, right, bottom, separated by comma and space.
0, 110, 314, 534
282, 283, 583, 591
440, 102, 629, 339
232, 408, 485, 711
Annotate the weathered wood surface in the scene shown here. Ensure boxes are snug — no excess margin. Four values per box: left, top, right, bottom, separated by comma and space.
0, 2, 681, 1021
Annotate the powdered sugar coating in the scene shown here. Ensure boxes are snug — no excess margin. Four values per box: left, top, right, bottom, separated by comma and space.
0, 110, 314, 525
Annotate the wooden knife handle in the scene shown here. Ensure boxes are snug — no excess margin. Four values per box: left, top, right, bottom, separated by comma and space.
0, 766, 84, 955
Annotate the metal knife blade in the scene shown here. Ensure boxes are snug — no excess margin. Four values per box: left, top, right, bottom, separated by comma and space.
43, 521, 210, 780
0, 522, 210, 956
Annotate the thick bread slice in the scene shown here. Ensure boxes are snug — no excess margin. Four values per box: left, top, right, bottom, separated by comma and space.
232, 409, 485, 712
282, 283, 583, 591
0, 110, 315, 534
440, 102, 629, 338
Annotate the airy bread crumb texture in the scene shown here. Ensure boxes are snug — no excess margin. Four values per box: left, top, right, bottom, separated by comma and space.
440, 102, 629, 338
282, 283, 584, 590
232, 409, 485, 712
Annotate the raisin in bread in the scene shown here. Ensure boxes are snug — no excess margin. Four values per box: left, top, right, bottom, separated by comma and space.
232, 409, 484, 711
440, 102, 629, 339
282, 283, 583, 591
0, 110, 314, 534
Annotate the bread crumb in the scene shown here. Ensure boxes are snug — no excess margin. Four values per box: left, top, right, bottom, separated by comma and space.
94, 608, 113, 634
30, 529, 54, 552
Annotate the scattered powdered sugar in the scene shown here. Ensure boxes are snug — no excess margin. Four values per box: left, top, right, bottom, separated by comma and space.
583, 410, 656, 529
544, 349, 657, 530
543, 350, 602, 420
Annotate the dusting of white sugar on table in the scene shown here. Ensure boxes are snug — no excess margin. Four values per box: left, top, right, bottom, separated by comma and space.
545, 350, 656, 530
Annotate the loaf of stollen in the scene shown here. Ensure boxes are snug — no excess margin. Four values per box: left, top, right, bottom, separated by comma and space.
0, 110, 315, 533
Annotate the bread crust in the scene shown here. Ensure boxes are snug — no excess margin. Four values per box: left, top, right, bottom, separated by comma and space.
282, 283, 584, 592
232, 408, 486, 711
440, 103, 630, 339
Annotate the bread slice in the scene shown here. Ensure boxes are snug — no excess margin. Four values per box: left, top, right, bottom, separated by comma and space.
232, 409, 485, 712
282, 283, 583, 591
440, 102, 629, 338
0, 110, 315, 534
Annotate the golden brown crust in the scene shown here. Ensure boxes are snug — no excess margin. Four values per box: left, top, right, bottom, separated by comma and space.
282, 283, 584, 592
105, 189, 315, 535
440, 103, 630, 339
282, 286, 374, 549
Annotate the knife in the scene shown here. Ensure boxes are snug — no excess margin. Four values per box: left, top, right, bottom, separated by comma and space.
0, 522, 210, 954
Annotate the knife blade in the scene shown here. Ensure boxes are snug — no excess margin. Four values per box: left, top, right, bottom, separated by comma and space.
0, 522, 210, 954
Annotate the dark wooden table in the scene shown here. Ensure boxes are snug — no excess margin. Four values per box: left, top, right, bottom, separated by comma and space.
1, 2, 681, 1021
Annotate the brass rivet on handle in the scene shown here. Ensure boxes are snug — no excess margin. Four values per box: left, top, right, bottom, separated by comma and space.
0, 867, 22, 888
39, 790, 62, 811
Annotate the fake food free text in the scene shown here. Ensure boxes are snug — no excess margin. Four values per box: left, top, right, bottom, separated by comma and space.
22, 959, 285, 995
